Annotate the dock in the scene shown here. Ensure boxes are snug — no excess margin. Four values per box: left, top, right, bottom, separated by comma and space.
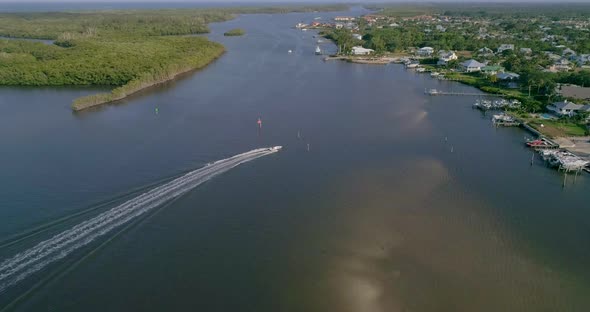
426, 89, 506, 97
494, 120, 520, 127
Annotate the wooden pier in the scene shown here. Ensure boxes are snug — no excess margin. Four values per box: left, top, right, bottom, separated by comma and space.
494, 120, 520, 127
519, 120, 543, 137
426, 89, 506, 97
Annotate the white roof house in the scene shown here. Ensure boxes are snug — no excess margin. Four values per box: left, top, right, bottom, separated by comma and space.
547, 100, 583, 117
438, 50, 457, 60
437, 51, 458, 65
352, 33, 363, 40
351, 46, 374, 55
496, 72, 520, 80
417, 47, 434, 56
460, 59, 486, 72
497, 44, 515, 53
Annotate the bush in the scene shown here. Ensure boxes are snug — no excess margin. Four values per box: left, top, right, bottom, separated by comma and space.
223, 28, 245, 36
419, 57, 439, 65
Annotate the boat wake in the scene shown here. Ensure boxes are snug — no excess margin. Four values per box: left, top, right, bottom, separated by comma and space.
0, 147, 281, 293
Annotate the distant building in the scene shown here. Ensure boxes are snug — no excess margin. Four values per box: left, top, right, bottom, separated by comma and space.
417, 47, 434, 56
436, 25, 446, 32
496, 72, 520, 88
574, 54, 590, 66
352, 34, 363, 40
335, 16, 355, 22
548, 58, 573, 72
544, 51, 562, 61
559, 85, 590, 100
481, 65, 505, 75
580, 105, 590, 122
351, 46, 374, 55
496, 72, 520, 81
363, 15, 380, 23
460, 59, 486, 72
478, 47, 494, 56
547, 100, 583, 117
497, 44, 515, 53
520, 48, 532, 54
562, 48, 576, 56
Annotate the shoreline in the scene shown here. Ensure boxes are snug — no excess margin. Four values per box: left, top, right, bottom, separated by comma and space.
71, 48, 225, 111
0, 4, 353, 112
323, 55, 407, 65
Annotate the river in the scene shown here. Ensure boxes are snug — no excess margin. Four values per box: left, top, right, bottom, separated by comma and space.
0, 6, 589, 312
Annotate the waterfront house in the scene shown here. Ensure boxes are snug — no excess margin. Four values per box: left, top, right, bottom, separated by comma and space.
481, 65, 505, 75
496, 72, 520, 81
335, 23, 344, 29
437, 51, 457, 65
496, 72, 520, 88
417, 47, 434, 56
497, 44, 515, 53
352, 46, 374, 55
460, 59, 485, 72
546, 100, 583, 117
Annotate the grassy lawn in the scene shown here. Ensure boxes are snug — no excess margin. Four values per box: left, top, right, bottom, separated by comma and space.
445, 72, 479, 84
528, 119, 589, 137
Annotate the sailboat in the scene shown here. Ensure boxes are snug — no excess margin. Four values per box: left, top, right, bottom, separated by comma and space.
315, 45, 322, 55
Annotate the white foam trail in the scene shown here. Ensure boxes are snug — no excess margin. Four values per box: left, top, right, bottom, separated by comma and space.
0, 147, 279, 293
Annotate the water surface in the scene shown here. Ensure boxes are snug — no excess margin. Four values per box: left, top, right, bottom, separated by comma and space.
0, 7, 589, 312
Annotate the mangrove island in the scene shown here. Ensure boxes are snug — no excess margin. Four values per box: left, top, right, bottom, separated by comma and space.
0, 5, 347, 111
224, 28, 246, 37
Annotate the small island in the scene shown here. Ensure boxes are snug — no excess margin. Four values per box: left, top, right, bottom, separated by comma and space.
223, 28, 246, 37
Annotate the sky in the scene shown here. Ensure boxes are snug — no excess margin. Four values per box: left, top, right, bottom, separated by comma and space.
0, 0, 585, 2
